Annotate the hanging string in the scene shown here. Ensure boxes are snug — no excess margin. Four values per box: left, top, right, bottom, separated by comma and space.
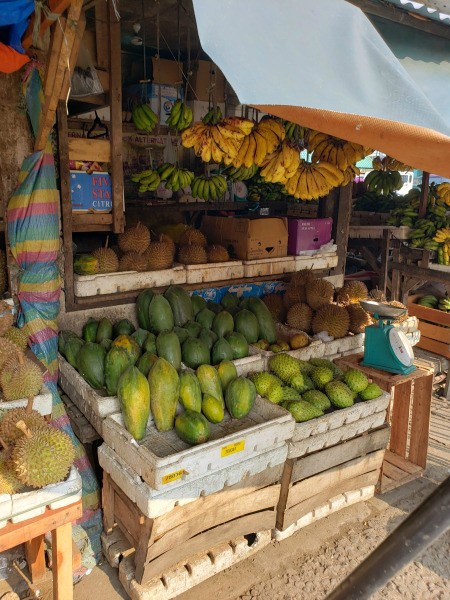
156, 0, 162, 133
158, 28, 198, 102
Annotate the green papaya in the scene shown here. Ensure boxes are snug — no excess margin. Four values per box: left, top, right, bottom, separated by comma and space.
58, 330, 77, 356
248, 297, 277, 344
196, 364, 223, 404
105, 346, 132, 396
175, 410, 210, 445
212, 311, 234, 338
149, 357, 180, 432
156, 331, 181, 370
148, 295, 174, 334
136, 288, 154, 330
216, 360, 238, 392
211, 337, 233, 365
96, 318, 113, 343
202, 394, 225, 423
225, 377, 256, 419
221, 292, 239, 310
113, 319, 135, 338
82, 318, 98, 342
100, 338, 112, 351
195, 308, 216, 330
73, 254, 99, 275
191, 294, 207, 316
164, 285, 193, 326
64, 337, 84, 368
198, 328, 218, 351
137, 352, 158, 377
143, 332, 157, 354
234, 309, 259, 344
112, 335, 141, 364
184, 321, 202, 338
173, 326, 190, 345
226, 305, 239, 317
239, 298, 251, 310
225, 331, 249, 359
207, 301, 223, 314
117, 366, 150, 440
77, 342, 106, 389
131, 328, 150, 348
182, 338, 210, 369
179, 371, 202, 412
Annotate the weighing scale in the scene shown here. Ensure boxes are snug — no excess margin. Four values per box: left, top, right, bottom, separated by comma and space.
360, 300, 416, 375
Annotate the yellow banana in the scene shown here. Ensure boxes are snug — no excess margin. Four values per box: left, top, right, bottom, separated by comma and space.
253, 131, 268, 166
256, 124, 279, 154
258, 118, 286, 141
244, 133, 257, 168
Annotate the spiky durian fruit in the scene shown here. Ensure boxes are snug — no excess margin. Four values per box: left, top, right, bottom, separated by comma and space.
145, 237, 174, 271
3, 326, 28, 351
369, 287, 386, 303
0, 454, 24, 494
0, 300, 14, 336
0, 338, 21, 370
283, 285, 306, 309
0, 407, 46, 444
160, 233, 176, 257
388, 300, 408, 323
312, 304, 350, 339
12, 421, 75, 488
262, 294, 286, 322
92, 240, 119, 274
347, 304, 373, 334
118, 222, 151, 254
336, 281, 368, 306
207, 245, 229, 263
178, 243, 208, 265
290, 269, 317, 287
0, 249, 7, 296
119, 251, 148, 272
306, 279, 334, 310
0, 353, 44, 402
179, 228, 207, 247
286, 302, 313, 332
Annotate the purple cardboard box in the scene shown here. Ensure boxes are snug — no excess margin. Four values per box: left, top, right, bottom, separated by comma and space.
288, 218, 332, 254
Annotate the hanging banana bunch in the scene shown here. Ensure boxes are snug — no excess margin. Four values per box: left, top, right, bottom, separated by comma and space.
437, 182, 450, 206
132, 103, 158, 133
157, 163, 195, 192
259, 140, 300, 184
232, 118, 286, 169
308, 131, 368, 171
284, 159, 344, 201
284, 121, 310, 146
166, 99, 193, 131
191, 174, 227, 201
224, 164, 259, 181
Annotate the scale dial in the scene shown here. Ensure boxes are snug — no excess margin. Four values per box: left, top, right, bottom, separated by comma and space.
388, 329, 414, 366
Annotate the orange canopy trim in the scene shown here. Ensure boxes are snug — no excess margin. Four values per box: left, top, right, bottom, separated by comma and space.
0, 42, 30, 73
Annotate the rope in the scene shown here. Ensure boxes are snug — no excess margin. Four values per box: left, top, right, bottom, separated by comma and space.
32, 0, 59, 48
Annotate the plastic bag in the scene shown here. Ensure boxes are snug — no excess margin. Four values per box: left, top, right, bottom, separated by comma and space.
70, 45, 103, 97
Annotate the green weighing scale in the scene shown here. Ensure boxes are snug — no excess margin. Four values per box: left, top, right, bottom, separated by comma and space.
360, 300, 416, 375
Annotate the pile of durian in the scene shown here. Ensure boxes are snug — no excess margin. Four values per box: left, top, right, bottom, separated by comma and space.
262, 272, 408, 340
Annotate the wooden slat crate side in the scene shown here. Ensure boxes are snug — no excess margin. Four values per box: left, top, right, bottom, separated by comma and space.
418, 321, 450, 344
407, 302, 450, 327
415, 336, 450, 359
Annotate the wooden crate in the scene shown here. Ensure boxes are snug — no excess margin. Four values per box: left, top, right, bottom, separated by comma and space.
276, 426, 389, 534
407, 301, 450, 359
348, 225, 411, 240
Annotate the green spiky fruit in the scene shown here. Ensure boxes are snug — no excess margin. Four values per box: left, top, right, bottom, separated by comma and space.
302, 374, 315, 390
268, 353, 301, 383
289, 372, 306, 392
280, 387, 302, 402
303, 389, 331, 411
310, 358, 343, 378
3, 327, 28, 351
296, 359, 314, 375
250, 372, 282, 396
0, 408, 46, 444
0, 338, 20, 370
0, 354, 43, 401
343, 369, 370, 394
311, 367, 334, 390
359, 382, 383, 401
285, 400, 323, 422
324, 381, 355, 409
267, 383, 284, 404
0, 454, 24, 494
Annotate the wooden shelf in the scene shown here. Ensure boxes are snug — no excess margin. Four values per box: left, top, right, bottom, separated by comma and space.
124, 200, 289, 212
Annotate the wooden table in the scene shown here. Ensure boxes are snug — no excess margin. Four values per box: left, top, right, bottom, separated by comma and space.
0, 500, 82, 600
335, 353, 434, 493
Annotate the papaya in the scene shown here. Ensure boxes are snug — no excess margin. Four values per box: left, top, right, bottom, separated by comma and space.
198, 328, 218, 351
105, 346, 132, 396
113, 319, 135, 338
248, 298, 277, 344
112, 335, 141, 364
117, 366, 150, 440
196, 364, 223, 405
211, 337, 233, 365
164, 285, 193, 326
82, 318, 98, 342
143, 332, 157, 354
226, 305, 239, 317
191, 294, 207, 316
156, 331, 181, 370
225, 377, 256, 419
239, 298, 251, 310
73, 253, 99, 275
136, 288, 154, 330
207, 301, 223, 314
212, 311, 234, 338
148, 295, 174, 334
216, 360, 238, 392
148, 357, 180, 432
225, 331, 249, 359
202, 394, 225, 423
58, 330, 77, 356
77, 342, 106, 389
182, 338, 210, 369
234, 309, 259, 344
131, 328, 150, 348
96, 317, 113, 343
195, 308, 215, 330
137, 351, 158, 377
184, 321, 202, 338
173, 326, 190, 345
179, 371, 202, 412
221, 292, 239, 310
100, 338, 112, 351
175, 410, 210, 445
64, 337, 84, 368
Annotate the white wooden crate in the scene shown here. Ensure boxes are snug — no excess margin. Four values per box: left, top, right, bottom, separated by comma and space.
292, 251, 338, 271
243, 256, 295, 278
102, 396, 294, 491
73, 265, 186, 297
348, 225, 411, 240
0, 385, 53, 417
98, 442, 286, 518
184, 261, 244, 284
288, 391, 391, 459
0, 466, 81, 528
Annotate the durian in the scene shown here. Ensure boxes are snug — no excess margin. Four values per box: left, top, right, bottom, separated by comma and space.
0, 300, 14, 336
206, 245, 229, 263
369, 287, 386, 303
347, 304, 373, 334
0, 403, 46, 444
12, 421, 75, 488
92, 238, 119, 274
0, 248, 7, 296
290, 269, 317, 287
145, 236, 174, 270
388, 301, 408, 323
283, 284, 306, 309
178, 243, 208, 265
0, 353, 44, 402
286, 303, 313, 332
179, 228, 207, 247
0, 337, 21, 370
119, 251, 148, 272
312, 304, 350, 339
336, 281, 368, 306
118, 222, 151, 254
262, 294, 286, 322
306, 279, 335, 310
0, 453, 24, 494
160, 234, 176, 256
3, 327, 28, 351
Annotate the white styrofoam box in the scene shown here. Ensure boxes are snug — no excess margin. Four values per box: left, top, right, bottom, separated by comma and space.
102, 396, 294, 491
243, 256, 295, 278
348, 225, 411, 240
73, 265, 186, 297
0, 385, 52, 417
232, 351, 266, 376
0, 467, 82, 528
428, 263, 450, 272
98, 442, 286, 518
288, 392, 391, 459
292, 251, 338, 271
184, 261, 244, 284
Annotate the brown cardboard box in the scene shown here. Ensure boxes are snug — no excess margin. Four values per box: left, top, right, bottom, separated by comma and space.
152, 58, 183, 85
185, 60, 225, 102
201, 216, 288, 261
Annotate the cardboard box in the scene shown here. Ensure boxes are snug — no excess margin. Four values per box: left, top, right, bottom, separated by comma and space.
288, 218, 332, 254
70, 171, 112, 213
185, 60, 225, 102
201, 216, 288, 261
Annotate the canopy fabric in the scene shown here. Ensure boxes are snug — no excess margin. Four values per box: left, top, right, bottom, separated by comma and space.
192, 0, 450, 177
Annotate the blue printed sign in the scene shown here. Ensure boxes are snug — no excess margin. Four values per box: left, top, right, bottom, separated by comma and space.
70, 171, 112, 213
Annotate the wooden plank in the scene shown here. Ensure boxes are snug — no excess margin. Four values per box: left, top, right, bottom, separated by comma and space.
379, 228, 391, 294
408, 303, 450, 327
418, 321, 450, 344
276, 460, 294, 528
113, 482, 145, 547
68, 138, 111, 162
102, 473, 115, 533
334, 183, 353, 277
382, 460, 405, 482
419, 172, 429, 219
72, 213, 113, 226
61, 10, 86, 99
23, 0, 72, 49
95, 0, 109, 69
24, 534, 46, 583
41, 16, 65, 105
384, 450, 423, 475
389, 380, 412, 458
52, 522, 74, 600
391, 261, 450, 285
415, 337, 450, 360
408, 374, 433, 469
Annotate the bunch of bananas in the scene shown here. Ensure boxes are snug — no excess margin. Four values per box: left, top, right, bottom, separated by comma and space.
433, 226, 450, 244
233, 118, 285, 168
353, 191, 400, 212
417, 295, 439, 309
437, 182, 450, 206
165, 99, 193, 131
284, 121, 309, 144
260, 141, 300, 184
247, 176, 288, 202
132, 104, 158, 133
191, 174, 227, 201
224, 164, 258, 181
284, 160, 344, 200
202, 106, 223, 125
375, 156, 412, 172
438, 294, 450, 309
130, 168, 161, 193
364, 169, 403, 195
341, 164, 361, 186
308, 131, 368, 171
157, 163, 194, 192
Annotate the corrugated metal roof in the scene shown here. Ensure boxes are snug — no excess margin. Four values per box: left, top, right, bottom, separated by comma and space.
384, 0, 450, 24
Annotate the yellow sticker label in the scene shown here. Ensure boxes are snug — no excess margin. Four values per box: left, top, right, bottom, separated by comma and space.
221, 440, 245, 458
161, 469, 185, 485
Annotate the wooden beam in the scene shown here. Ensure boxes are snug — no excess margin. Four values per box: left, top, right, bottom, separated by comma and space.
95, 0, 109, 69
334, 183, 353, 278
61, 9, 86, 100
68, 138, 111, 162
23, 0, 72, 50
419, 172, 429, 219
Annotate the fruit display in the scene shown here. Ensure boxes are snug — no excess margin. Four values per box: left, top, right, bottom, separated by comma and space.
130, 168, 161, 193
233, 118, 285, 169
165, 99, 193, 132
416, 294, 450, 312
131, 103, 158, 133
364, 155, 405, 195
308, 131, 367, 172
433, 227, 450, 265
157, 163, 195, 192
284, 158, 344, 200
190, 174, 227, 200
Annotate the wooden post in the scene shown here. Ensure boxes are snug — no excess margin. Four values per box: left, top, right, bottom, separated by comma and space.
418, 172, 429, 219
95, 0, 109, 70
52, 522, 74, 600
334, 183, 353, 278
24, 535, 47, 582
379, 228, 390, 296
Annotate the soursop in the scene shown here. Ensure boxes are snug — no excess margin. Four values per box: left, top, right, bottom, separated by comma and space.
267, 383, 284, 404
343, 368, 369, 393
302, 374, 315, 390
250, 372, 282, 396
297, 359, 314, 375
285, 400, 323, 422
311, 367, 334, 389
325, 381, 355, 409
280, 387, 302, 402
268, 353, 301, 383
359, 382, 382, 401
303, 389, 331, 411
310, 358, 343, 378
289, 372, 305, 392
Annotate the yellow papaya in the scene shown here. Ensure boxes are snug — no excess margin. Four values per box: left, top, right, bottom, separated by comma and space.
202, 394, 224, 423
179, 371, 202, 412
196, 364, 224, 406
216, 360, 238, 392
117, 366, 150, 440
148, 357, 180, 431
